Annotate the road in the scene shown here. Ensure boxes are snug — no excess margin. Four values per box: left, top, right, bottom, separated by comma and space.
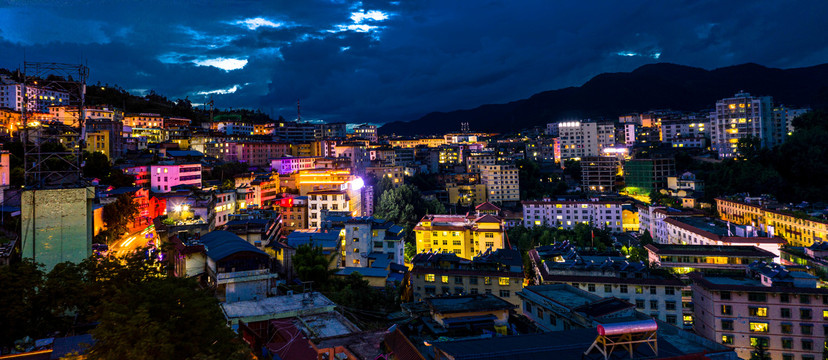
109, 225, 158, 258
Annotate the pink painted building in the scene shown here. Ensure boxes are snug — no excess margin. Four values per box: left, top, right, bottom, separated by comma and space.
691, 270, 828, 360
150, 163, 202, 193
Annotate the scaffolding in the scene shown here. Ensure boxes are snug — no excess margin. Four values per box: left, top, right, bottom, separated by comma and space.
20, 62, 88, 188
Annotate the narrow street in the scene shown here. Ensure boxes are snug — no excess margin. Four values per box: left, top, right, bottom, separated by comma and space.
108, 225, 158, 258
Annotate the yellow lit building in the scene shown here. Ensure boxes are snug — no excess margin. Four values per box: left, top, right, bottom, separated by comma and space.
446, 182, 487, 207
86, 131, 110, 159
716, 198, 828, 247
415, 211, 506, 259
389, 138, 446, 148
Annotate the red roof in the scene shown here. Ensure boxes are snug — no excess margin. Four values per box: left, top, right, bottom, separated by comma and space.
475, 202, 501, 211
384, 329, 425, 360
474, 214, 502, 224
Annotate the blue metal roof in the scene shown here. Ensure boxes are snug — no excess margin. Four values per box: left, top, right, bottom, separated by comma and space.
286, 231, 340, 249
166, 150, 204, 157
200, 230, 268, 261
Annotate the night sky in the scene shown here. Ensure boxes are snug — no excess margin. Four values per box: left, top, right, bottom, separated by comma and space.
1, 0, 827, 124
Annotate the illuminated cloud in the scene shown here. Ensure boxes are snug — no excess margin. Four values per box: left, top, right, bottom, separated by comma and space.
334, 24, 379, 33
193, 57, 248, 71
197, 84, 241, 95
233, 17, 283, 30
350, 10, 389, 23
616, 51, 638, 57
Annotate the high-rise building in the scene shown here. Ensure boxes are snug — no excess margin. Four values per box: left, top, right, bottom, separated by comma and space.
480, 164, 519, 203
709, 92, 775, 158
0, 79, 70, 113
353, 124, 378, 143
522, 199, 624, 233
581, 156, 622, 192
623, 158, 676, 196
557, 121, 616, 161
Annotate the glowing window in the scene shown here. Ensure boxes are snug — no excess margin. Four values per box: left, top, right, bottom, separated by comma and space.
749, 322, 768, 333
499, 277, 510, 286
441, 276, 448, 283
425, 274, 435, 282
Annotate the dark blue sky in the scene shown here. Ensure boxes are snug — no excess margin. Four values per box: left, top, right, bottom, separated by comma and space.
1, 0, 827, 124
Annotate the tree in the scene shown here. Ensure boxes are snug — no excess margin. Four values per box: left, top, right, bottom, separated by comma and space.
374, 176, 395, 205
563, 159, 582, 182
102, 194, 139, 239
0, 260, 44, 346
639, 230, 654, 245
374, 184, 425, 242
292, 244, 336, 285
89, 277, 251, 360
83, 151, 111, 179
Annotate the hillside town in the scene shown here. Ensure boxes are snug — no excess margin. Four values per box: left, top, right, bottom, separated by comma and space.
2, 64, 828, 360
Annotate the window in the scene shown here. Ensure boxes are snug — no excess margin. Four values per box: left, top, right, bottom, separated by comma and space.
721, 320, 734, 330
650, 287, 657, 295
484, 277, 491, 285
353, 259, 360, 265
720, 291, 731, 300
352, 237, 359, 242
781, 323, 793, 334
452, 240, 461, 246
455, 276, 463, 284
781, 308, 791, 318
470, 288, 478, 295
499, 277, 510, 286
664, 287, 675, 295
650, 300, 658, 310
721, 305, 732, 315
749, 337, 769, 348
499, 290, 510, 298
469, 277, 478, 285
780, 293, 790, 303
781, 338, 793, 349
484, 232, 493, 238
537, 308, 544, 320
748, 292, 767, 302
485, 289, 492, 295
749, 322, 768, 333
800, 294, 811, 304
635, 286, 644, 294
588, 284, 596, 292
666, 315, 677, 324
665, 301, 676, 311
801, 339, 813, 351
620, 285, 628, 293
525, 302, 532, 313
748, 307, 768, 317
636, 300, 645, 309
432, 240, 438, 245
800, 324, 813, 335
721, 335, 733, 345
824, 310, 828, 320
800, 308, 812, 319
441, 276, 448, 283
453, 249, 461, 255
425, 274, 435, 282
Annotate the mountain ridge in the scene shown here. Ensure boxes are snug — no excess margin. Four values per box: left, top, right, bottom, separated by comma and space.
380, 62, 828, 135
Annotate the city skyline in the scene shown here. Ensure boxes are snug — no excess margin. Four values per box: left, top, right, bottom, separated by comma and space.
1, 1, 828, 123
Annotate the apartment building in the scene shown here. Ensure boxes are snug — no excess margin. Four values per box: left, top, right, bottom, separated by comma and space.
308, 190, 348, 229
150, 163, 202, 193
446, 182, 487, 207
662, 216, 785, 258
660, 118, 708, 145
341, 217, 405, 267
353, 124, 378, 142
528, 248, 686, 327
125, 113, 164, 128
465, 152, 496, 173
314, 122, 347, 139
276, 195, 308, 235
480, 164, 519, 203
709, 92, 775, 158
220, 142, 291, 168
215, 190, 237, 227
623, 158, 676, 196
646, 243, 775, 274
0, 81, 69, 112
410, 249, 524, 306
691, 264, 828, 360
522, 199, 624, 233
85, 131, 110, 158
580, 156, 622, 192
270, 156, 321, 174
414, 211, 505, 259
716, 197, 828, 248
557, 121, 615, 161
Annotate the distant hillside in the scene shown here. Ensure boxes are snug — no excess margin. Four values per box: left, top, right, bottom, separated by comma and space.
379, 62, 828, 136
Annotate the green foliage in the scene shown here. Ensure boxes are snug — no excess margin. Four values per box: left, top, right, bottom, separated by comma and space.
83, 151, 111, 179
516, 159, 567, 200
375, 184, 433, 242
292, 244, 337, 285
374, 176, 395, 205
0, 260, 44, 346
507, 224, 613, 253
404, 242, 416, 263
639, 230, 654, 245
102, 194, 139, 239
649, 189, 680, 207
563, 159, 582, 182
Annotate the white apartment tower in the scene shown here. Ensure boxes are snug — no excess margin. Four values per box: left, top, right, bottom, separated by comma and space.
709, 92, 774, 158
557, 121, 616, 161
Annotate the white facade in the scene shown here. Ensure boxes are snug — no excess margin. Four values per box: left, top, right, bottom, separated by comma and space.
522, 200, 624, 233
557, 121, 615, 161
150, 164, 202, 193
215, 190, 237, 227
709, 92, 774, 158
480, 164, 519, 203
308, 191, 348, 229
0, 83, 69, 113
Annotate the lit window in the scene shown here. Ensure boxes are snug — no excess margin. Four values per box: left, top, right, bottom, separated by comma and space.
749, 322, 768, 333
425, 274, 435, 282
441, 276, 448, 283
499, 277, 510, 286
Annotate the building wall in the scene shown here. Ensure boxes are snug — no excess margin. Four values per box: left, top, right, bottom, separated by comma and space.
308, 192, 347, 229
411, 272, 523, 306
414, 219, 505, 259
692, 282, 828, 360
522, 201, 624, 233
150, 164, 202, 193
717, 198, 828, 248
481, 164, 519, 203
709, 92, 774, 158
556, 280, 684, 326
21, 187, 94, 272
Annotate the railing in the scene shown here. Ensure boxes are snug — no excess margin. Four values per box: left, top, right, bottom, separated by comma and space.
216, 268, 270, 280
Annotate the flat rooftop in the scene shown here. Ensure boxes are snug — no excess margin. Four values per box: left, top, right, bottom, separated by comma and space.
426, 294, 516, 314
671, 217, 729, 236
520, 284, 602, 309
294, 312, 359, 339
646, 243, 774, 258
704, 277, 764, 287
221, 292, 335, 320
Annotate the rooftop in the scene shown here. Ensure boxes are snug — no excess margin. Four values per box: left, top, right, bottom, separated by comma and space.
221, 292, 335, 320
199, 230, 268, 261
519, 284, 601, 309
645, 243, 775, 258
425, 294, 516, 314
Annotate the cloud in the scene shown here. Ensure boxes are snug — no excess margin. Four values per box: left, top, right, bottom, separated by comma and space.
193, 58, 248, 71
233, 17, 283, 30
0, 0, 827, 126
